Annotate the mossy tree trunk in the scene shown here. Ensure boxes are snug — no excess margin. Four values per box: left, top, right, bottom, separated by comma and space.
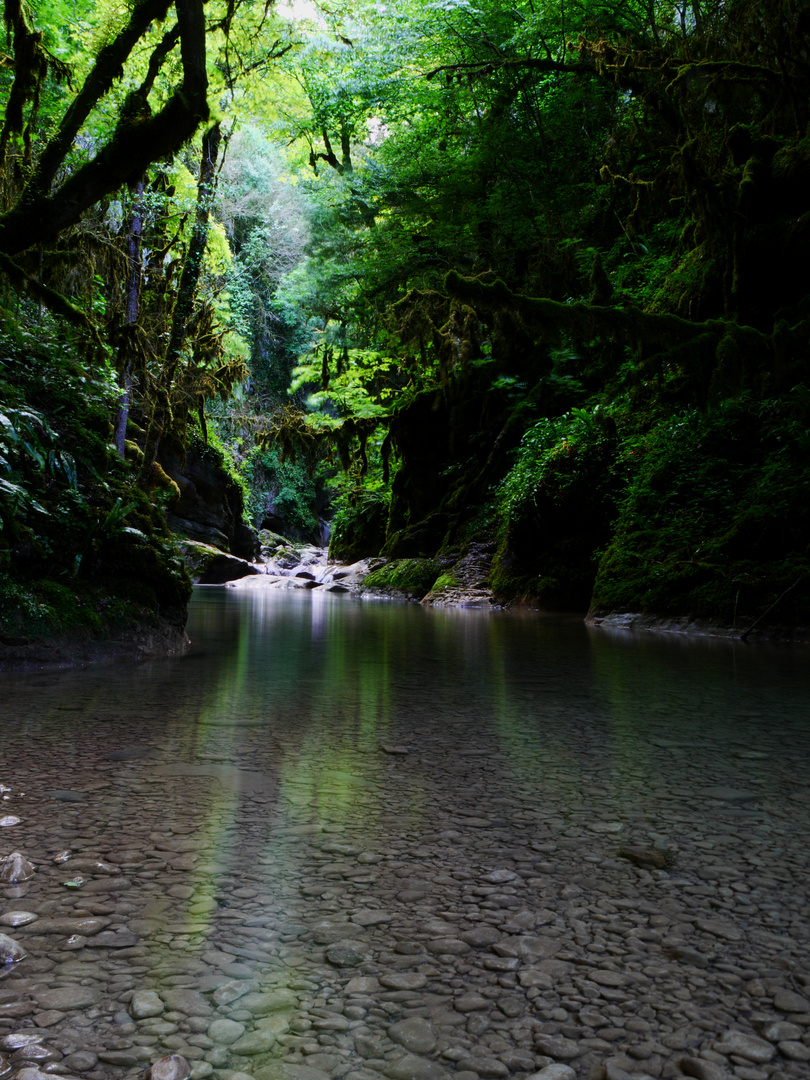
139, 121, 223, 485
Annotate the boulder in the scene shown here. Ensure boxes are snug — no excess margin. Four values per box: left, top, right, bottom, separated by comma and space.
176, 541, 261, 585
158, 438, 259, 560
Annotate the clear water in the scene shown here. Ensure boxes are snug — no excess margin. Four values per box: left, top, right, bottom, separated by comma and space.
1, 588, 809, 1078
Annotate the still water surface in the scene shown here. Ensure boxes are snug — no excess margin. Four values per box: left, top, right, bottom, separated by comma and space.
1, 589, 809, 1080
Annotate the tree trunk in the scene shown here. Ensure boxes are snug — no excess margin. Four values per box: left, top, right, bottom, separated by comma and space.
139, 121, 222, 484
114, 179, 145, 458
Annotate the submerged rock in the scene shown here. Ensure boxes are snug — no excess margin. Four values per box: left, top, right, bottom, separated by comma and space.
0, 910, 37, 927
0, 852, 35, 882
146, 1056, 192, 1080
0, 931, 26, 964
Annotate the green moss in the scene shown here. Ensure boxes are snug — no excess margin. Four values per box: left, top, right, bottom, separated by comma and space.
431, 572, 458, 591
591, 397, 810, 626
0, 571, 185, 644
360, 558, 441, 600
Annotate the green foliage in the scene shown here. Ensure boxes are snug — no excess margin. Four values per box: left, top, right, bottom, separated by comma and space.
499, 407, 613, 518
0, 311, 190, 640
244, 445, 320, 539
593, 396, 810, 624
192, 426, 251, 508
329, 488, 389, 562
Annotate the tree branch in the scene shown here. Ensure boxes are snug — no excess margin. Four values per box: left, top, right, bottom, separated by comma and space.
0, 0, 209, 257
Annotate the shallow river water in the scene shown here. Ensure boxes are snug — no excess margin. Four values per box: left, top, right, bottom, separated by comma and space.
1, 589, 809, 1080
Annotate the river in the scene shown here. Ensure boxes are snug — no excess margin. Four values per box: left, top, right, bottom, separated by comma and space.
0, 588, 809, 1080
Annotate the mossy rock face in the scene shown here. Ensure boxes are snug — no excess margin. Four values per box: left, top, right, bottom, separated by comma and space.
258, 530, 303, 566
358, 558, 441, 601
383, 513, 452, 559
0, 572, 190, 670
258, 529, 292, 551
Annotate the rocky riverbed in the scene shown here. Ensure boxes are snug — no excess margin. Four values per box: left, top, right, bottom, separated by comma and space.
0, 599, 808, 1080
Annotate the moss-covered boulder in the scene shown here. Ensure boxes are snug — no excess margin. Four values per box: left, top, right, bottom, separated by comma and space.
357, 558, 441, 601
176, 540, 262, 585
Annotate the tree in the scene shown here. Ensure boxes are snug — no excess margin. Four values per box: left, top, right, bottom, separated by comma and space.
0, 0, 208, 260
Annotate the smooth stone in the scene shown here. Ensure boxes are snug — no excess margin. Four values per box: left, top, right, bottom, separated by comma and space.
148, 1054, 192, 1080
460, 927, 500, 947
0, 854, 35, 884
763, 1021, 802, 1041
378, 972, 428, 991
161, 990, 212, 1017
518, 968, 553, 989
695, 918, 743, 942
603, 1064, 633, 1080
86, 929, 140, 947
425, 938, 470, 956
32, 985, 100, 1010
32, 1011, 64, 1028
527, 1067, 577, 1080
515, 936, 561, 960
678, 1058, 729, 1080
589, 969, 631, 987
382, 1054, 447, 1080
253, 1068, 329, 1080
0, 818, 22, 827
460, 1058, 508, 1079
9, 1045, 56, 1063
253, 1015, 292, 1042
310, 920, 361, 944
388, 1018, 437, 1055
454, 994, 490, 1012
0, 1036, 44, 1050
230, 1030, 278, 1055
774, 989, 810, 1012
714, 1031, 775, 1063
0, 911, 37, 927
65, 858, 121, 874
238, 990, 297, 1014
23, 917, 110, 935
533, 1036, 581, 1061
325, 944, 364, 966
701, 786, 760, 802
345, 977, 380, 994
481, 870, 518, 883
99, 1049, 153, 1065
212, 981, 252, 1006
779, 1041, 810, 1061
131, 990, 165, 1019
207, 1019, 245, 1046
0, 932, 26, 963
352, 910, 393, 926
61, 1052, 98, 1072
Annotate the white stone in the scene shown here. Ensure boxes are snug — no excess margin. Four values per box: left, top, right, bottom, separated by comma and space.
131, 990, 164, 1019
